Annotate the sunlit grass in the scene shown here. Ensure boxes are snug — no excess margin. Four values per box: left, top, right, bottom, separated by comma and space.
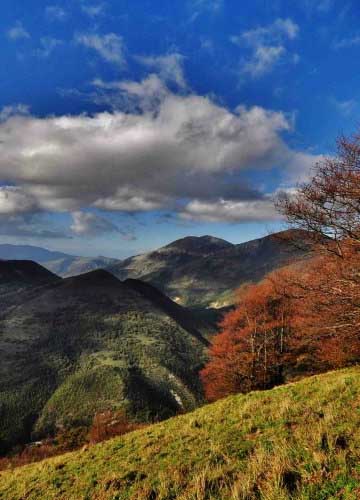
1, 366, 360, 499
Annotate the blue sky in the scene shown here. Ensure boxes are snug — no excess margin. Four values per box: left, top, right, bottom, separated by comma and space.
0, 0, 359, 257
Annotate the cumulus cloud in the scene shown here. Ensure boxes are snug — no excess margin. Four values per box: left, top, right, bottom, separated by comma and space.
75, 33, 125, 66
180, 197, 279, 222
136, 53, 187, 89
45, 6, 67, 21
70, 211, 120, 236
0, 104, 30, 122
6, 21, 30, 40
0, 187, 39, 215
0, 83, 318, 225
231, 18, 299, 78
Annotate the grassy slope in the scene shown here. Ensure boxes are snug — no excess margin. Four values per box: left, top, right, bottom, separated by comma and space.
1, 367, 360, 500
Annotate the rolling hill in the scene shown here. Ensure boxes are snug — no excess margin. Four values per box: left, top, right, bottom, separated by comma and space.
0, 262, 211, 454
108, 230, 311, 307
1, 366, 359, 499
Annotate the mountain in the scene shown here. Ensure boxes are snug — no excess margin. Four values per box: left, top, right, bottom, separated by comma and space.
0, 244, 70, 262
108, 230, 311, 307
0, 231, 310, 307
0, 260, 61, 313
0, 264, 211, 454
1, 366, 358, 499
45, 255, 120, 277
0, 259, 60, 289
0, 244, 120, 278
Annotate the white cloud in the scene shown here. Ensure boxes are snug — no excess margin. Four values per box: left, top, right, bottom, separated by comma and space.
36, 37, 63, 58
240, 18, 299, 46
81, 3, 106, 17
93, 187, 167, 212
0, 86, 318, 223
188, 0, 223, 22
232, 18, 299, 78
331, 98, 357, 116
333, 35, 360, 50
243, 45, 285, 78
0, 104, 30, 122
180, 197, 279, 222
76, 33, 125, 66
0, 187, 38, 214
136, 53, 187, 89
7, 21, 30, 40
70, 211, 120, 236
92, 74, 168, 111
45, 6, 67, 21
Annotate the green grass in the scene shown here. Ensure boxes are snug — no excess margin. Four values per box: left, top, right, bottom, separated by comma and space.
1, 366, 360, 499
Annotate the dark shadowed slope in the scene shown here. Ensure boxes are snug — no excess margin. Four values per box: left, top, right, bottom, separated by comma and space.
0, 260, 60, 287
0, 260, 61, 313
0, 267, 209, 453
0, 244, 121, 278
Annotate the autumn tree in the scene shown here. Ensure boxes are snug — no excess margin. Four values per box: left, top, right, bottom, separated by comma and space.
201, 273, 296, 401
201, 257, 360, 402
277, 132, 360, 346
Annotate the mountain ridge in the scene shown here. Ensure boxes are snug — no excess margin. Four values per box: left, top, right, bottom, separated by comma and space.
108, 229, 311, 307
0, 261, 211, 453
0, 230, 311, 307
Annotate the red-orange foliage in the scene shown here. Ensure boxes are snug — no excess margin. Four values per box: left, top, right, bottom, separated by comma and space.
0, 411, 145, 471
201, 272, 296, 401
89, 410, 143, 444
201, 255, 360, 402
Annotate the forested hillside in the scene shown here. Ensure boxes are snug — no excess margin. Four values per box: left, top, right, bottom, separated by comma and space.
0, 264, 211, 454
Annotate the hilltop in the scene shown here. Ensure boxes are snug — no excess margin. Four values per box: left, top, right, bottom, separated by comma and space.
109, 230, 311, 307
1, 366, 359, 499
0, 263, 211, 454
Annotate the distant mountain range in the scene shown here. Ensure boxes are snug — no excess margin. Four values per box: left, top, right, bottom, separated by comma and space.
0, 244, 120, 278
0, 230, 311, 307
0, 261, 212, 454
